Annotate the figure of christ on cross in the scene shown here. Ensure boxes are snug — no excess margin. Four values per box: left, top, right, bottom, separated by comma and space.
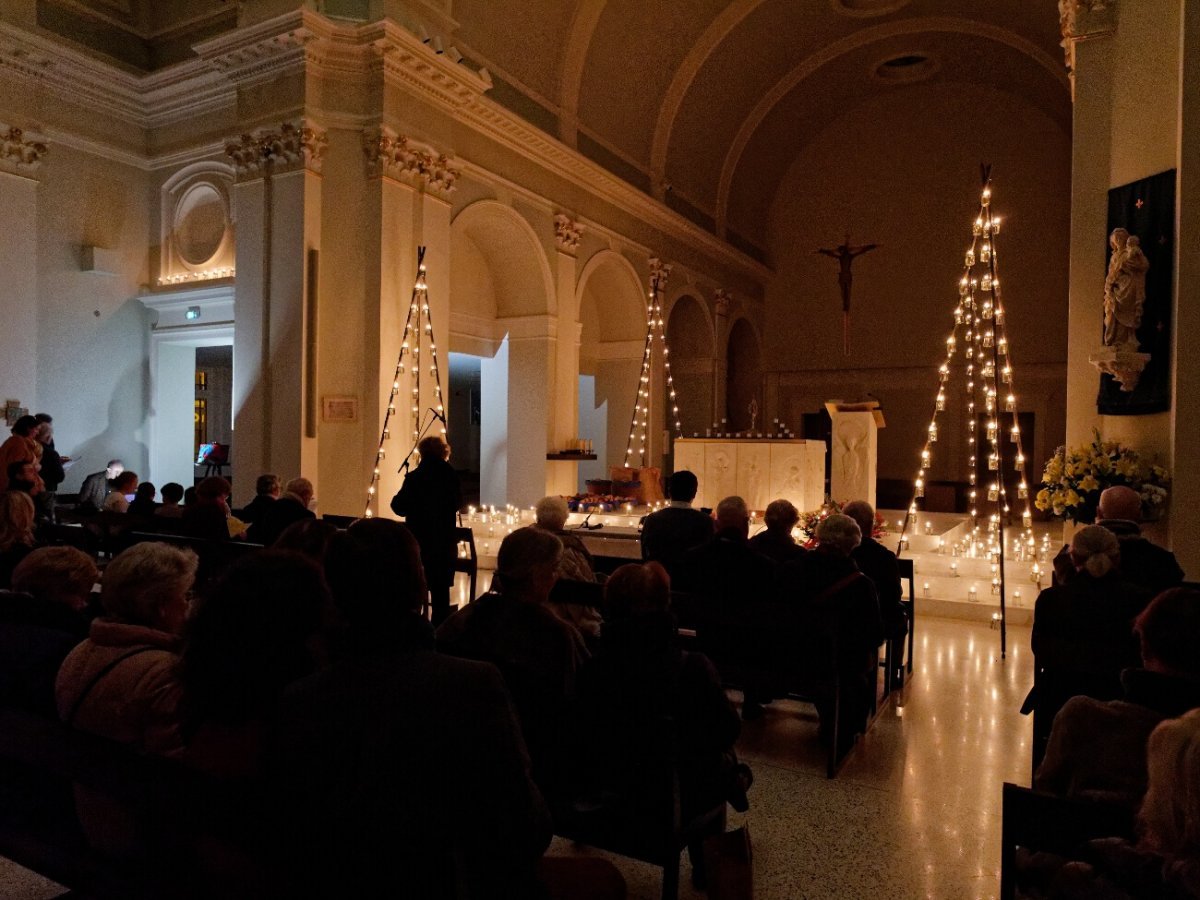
817, 233, 879, 355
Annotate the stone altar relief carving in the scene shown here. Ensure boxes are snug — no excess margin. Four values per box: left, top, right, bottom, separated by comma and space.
675, 439, 824, 512
0, 122, 48, 178
705, 444, 738, 508
735, 442, 771, 512
826, 405, 880, 509
159, 161, 235, 286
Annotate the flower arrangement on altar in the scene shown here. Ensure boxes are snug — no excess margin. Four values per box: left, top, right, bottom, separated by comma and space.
797, 500, 886, 548
1035, 430, 1170, 524
566, 493, 628, 512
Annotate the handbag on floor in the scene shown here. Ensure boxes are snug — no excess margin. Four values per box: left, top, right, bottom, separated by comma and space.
702, 825, 754, 900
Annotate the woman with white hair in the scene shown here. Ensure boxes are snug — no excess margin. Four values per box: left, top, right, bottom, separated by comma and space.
775, 513, 884, 749
55, 541, 197, 857
534, 496, 602, 642
1028, 524, 1153, 772
56, 541, 197, 754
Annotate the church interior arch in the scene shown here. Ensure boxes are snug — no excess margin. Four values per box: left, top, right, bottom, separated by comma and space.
665, 292, 716, 437
576, 250, 648, 488
726, 316, 762, 433
449, 201, 556, 507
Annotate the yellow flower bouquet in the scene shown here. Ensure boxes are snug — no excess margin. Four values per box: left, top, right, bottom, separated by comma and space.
1035, 429, 1170, 524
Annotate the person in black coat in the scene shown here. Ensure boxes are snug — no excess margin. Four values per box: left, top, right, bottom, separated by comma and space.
33, 416, 65, 523
640, 470, 713, 580
240, 473, 281, 523
748, 498, 807, 565
1028, 524, 1152, 771
391, 435, 462, 625
675, 495, 776, 719
269, 519, 554, 900
776, 514, 883, 747
0, 547, 96, 714
246, 477, 315, 546
76, 459, 123, 514
1051, 486, 1184, 595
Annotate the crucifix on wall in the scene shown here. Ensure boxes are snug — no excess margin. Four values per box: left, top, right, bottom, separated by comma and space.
817, 233, 879, 355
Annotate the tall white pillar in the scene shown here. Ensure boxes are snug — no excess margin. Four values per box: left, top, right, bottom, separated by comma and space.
0, 123, 46, 414
548, 215, 583, 496
1172, 2, 1200, 575
228, 121, 326, 502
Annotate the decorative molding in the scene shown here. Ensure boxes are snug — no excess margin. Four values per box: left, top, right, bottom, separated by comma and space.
1058, 0, 1116, 84
553, 214, 584, 252
363, 127, 459, 194
0, 22, 232, 131
0, 123, 48, 178
1089, 346, 1148, 393
713, 288, 733, 318
193, 10, 314, 88
649, 257, 673, 290
225, 121, 327, 181
373, 20, 493, 111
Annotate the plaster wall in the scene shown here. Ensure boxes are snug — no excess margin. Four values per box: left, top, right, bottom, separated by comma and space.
766, 81, 1071, 484
31, 145, 153, 491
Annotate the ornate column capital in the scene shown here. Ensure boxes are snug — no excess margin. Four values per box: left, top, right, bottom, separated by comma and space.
553, 214, 583, 253
1059, 0, 1116, 76
225, 119, 327, 182
363, 127, 459, 196
648, 257, 672, 292
0, 123, 49, 179
713, 288, 733, 317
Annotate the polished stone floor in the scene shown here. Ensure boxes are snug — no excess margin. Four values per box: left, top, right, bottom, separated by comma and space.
554, 614, 1035, 900
2, 614, 1033, 900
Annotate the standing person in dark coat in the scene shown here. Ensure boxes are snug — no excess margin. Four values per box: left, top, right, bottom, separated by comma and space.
391, 435, 462, 625
34, 415, 66, 523
676, 496, 776, 720
748, 498, 806, 565
639, 470, 713, 580
776, 514, 883, 748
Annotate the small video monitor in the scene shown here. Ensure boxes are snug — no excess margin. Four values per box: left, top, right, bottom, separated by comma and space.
196, 443, 216, 465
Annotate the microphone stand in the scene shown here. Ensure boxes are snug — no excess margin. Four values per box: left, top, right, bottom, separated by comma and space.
397, 408, 448, 475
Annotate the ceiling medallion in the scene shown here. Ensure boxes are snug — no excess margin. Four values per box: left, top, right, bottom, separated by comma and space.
830, 0, 912, 18
871, 52, 940, 84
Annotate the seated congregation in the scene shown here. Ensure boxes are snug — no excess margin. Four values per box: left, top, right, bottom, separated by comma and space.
0, 450, 916, 899
1008, 486, 1200, 899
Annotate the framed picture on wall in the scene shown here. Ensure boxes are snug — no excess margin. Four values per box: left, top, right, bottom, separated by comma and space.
322, 396, 359, 423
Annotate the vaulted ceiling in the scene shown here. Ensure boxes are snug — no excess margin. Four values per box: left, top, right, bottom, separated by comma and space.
36, 0, 1071, 265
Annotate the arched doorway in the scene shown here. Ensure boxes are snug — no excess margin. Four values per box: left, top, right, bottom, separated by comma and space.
449, 201, 556, 507
726, 317, 763, 432
577, 250, 648, 490
665, 292, 716, 437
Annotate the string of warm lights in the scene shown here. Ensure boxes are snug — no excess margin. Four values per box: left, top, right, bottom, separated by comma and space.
624, 259, 684, 466
363, 245, 448, 518
900, 169, 1034, 655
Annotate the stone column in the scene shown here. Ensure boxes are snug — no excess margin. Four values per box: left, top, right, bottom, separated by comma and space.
227, 121, 326, 502
1173, 2, 1200, 574
1063, 6, 1117, 449
548, 214, 584, 496
361, 128, 459, 516
712, 289, 732, 427
0, 123, 47, 413
503, 316, 556, 507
